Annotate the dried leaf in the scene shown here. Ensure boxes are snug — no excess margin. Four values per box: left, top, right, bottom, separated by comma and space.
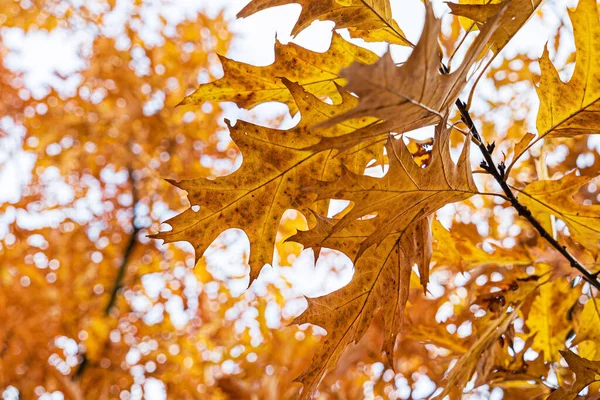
292, 217, 431, 399
448, 0, 543, 55
308, 122, 477, 258
432, 219, 531, 270
435, 304, 521, 398
153, 80, 379, 283
238, 0, 411, 46
313, 3, 503, 152
517, 173, 600, 251
548, 350, 600, 400
288, 121, 476, 397
536, 0, 600, 139
179, 34, 378, 113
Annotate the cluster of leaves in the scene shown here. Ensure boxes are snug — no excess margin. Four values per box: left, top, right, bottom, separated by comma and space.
0, 2, 326, 399
153, 0, 600, 398
3, 0, 600, 399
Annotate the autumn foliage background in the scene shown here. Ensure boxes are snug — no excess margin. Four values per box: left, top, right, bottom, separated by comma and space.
2, 0, 600, 399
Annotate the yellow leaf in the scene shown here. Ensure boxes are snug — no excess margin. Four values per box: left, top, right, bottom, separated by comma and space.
307, 121, 477, 258
288, 121, 476, 397
536, 0, 600, 139
448, 0, 542, 55
405, 136, 433, 167
504, 130, 542, 201
179, 34, 378, 113
314, 3, 503, 151
292, 217, 431, 399
548, 350, 600, 400
154, 79, 379, 284
513, 132, 535, 163
432, 219, 532, 270
194, 258, 214, 283
449, 0, 501, 31
517, 173, 600, 251
435, 303, 523, 398
527, 279, 581, 362
574, 298, 600, 360
237, 0, 412, 46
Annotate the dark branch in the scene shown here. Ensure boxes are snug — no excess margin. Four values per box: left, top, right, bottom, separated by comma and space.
72, 354, 88, 381
105, 167, 140, 315
450, 85, 600, 291
74, 167, 140, 381
104, 226, 139, 315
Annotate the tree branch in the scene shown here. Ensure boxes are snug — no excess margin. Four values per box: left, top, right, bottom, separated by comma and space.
74, 167, 140, 382
104, 226, 139, 315
452, 95, 600, 291
105, 167, 140, 315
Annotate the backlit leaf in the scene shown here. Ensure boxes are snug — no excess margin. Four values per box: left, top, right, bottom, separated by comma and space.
548, 350, 600, 400
517, 173, 600, 251
154, 80, 379, 283
448, 0, 543, 55
307, 122, 477, 257
291, 217, 431, 399
179, 34, 378, 113
527, 278, 581, 362
238, 0, 412, 46
314, 3, 503, 151
536, 0, 600, 139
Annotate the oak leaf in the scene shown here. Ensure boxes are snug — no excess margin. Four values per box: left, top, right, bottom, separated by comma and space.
432, 220, 531, 270
448, 0, 543, 55
291, 217, 431, 399
505, 131, 535, 176
153, 80, 378, 283
436, 277, 541, 398
536, 0, 600, 139
307, 122, 477, 258
514, 133, 535, 158
527, 278, 581, 362
517, 173, 600, 251
179, 34, 378, 113
288, 121, 476, 397
405, 136, 433, 167
314, 3, 503, 151
237, 0, 412, 46
483, 335, 549, 395
435, 304, 521, 399
573, 298, 600, 360
548, 350, 600, 400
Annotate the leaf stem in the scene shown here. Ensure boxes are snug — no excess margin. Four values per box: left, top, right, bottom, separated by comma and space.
478, 192, 510, 202
452, 95, 600, 291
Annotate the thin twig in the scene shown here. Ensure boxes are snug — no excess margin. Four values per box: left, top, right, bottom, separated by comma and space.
478, 192, 510, 202
72, 355, 88, 381
452, 93, 600, 291
105, 166, 140, 315
74, 167, 140, 381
